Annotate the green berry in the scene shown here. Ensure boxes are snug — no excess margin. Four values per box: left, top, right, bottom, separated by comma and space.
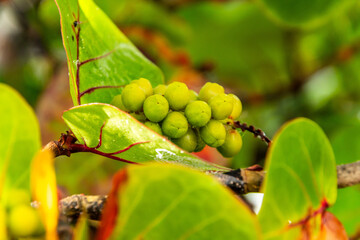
130, 112, 147, 122
209, 94, 234, 120
111, 94, 129, 112
143, 94, 169, 122
217, 129, 243, 157
185, 100, 211, 127
132, 78, 153, 97
153, 84, 167, 95
144, 121, 163, 135
172, 128, 197, 152
198, 82, 224, 102
229, 94, 242, 120
8, 205, 40, 237
164, 82, 189, 110
122, 83, 146, 112
200, 120, 226, 147
194, 129, 206, 152
162, 112, 188, 138
189, 90, 198, 103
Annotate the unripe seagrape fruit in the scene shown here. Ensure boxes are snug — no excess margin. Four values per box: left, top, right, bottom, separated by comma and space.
228, 94, 242, 120
111, 79, 244, 155
172, 128, 197, 152
199, 82, 224, 102
8, 205, 40, 237
185, 100, 211, 127
122, 83, 146, 112
111, 94, 129, 112
209, 94, 234, 120
153, 84, 167, 95
164, 82, 190, 110
130, 112, 147, 122
188, 90, 198, 103
217, 129, 243, 157
143, 94, 169, 122
200, 120, 226, 147
132, 78, 153, 97
162, 112, 188, 138
144, 121, 162, 135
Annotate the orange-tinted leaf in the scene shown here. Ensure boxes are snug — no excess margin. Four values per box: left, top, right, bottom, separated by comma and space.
318, 212, 347, 240
97, 170, 128, 240
30, 150, 58, 240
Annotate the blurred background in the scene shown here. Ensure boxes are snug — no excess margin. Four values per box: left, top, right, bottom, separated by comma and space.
0, 0, 359, 236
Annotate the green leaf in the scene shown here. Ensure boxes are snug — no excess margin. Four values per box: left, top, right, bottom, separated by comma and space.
108, 163, 262, 239
62, 103, 226, 171
256, 0, 347, 26
0, 83, 41, 204
258, 118, 337, 239
55, 0, 164, 105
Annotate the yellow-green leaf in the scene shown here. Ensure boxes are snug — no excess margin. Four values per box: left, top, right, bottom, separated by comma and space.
31, 150, 58, 240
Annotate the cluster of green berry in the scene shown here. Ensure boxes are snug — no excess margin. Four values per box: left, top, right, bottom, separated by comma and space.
111, 79, 243, 157
2, 189, 43, 238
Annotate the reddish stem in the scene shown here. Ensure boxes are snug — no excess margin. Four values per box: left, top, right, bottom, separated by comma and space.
71, 10, 114, 105
288, 198, 329, 229
79, 85, 124, 98
68, 144, 139, 164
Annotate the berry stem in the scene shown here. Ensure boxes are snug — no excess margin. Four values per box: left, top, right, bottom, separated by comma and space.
231, 120, 272, 145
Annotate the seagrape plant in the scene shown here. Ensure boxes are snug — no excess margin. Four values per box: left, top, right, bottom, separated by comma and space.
0, 0, 358, 239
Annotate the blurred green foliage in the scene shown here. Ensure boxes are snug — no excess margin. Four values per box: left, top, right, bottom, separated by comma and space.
0, 0, 359, 236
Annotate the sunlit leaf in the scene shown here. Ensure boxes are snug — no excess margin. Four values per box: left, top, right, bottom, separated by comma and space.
30, 150, 58, 240
258, 118, 337, 239
317, 212, 347, 240
0, 83, 41, 205
55, 0, 164, 105
62, 103, 227, 171
98, 163, 262, 240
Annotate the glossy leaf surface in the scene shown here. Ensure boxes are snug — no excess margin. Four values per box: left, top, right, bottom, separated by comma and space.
258, 118, 337, 239
102, 163, 262, 240
55, 0, 163, 105
0, 83, 41, 204
63, 103, 226, 171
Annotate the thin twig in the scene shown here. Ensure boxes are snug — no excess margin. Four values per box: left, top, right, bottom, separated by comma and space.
231, 121, 272, 145
337, 160, 360, 188
43, 131, 144, 164
59, 194, 107, 222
